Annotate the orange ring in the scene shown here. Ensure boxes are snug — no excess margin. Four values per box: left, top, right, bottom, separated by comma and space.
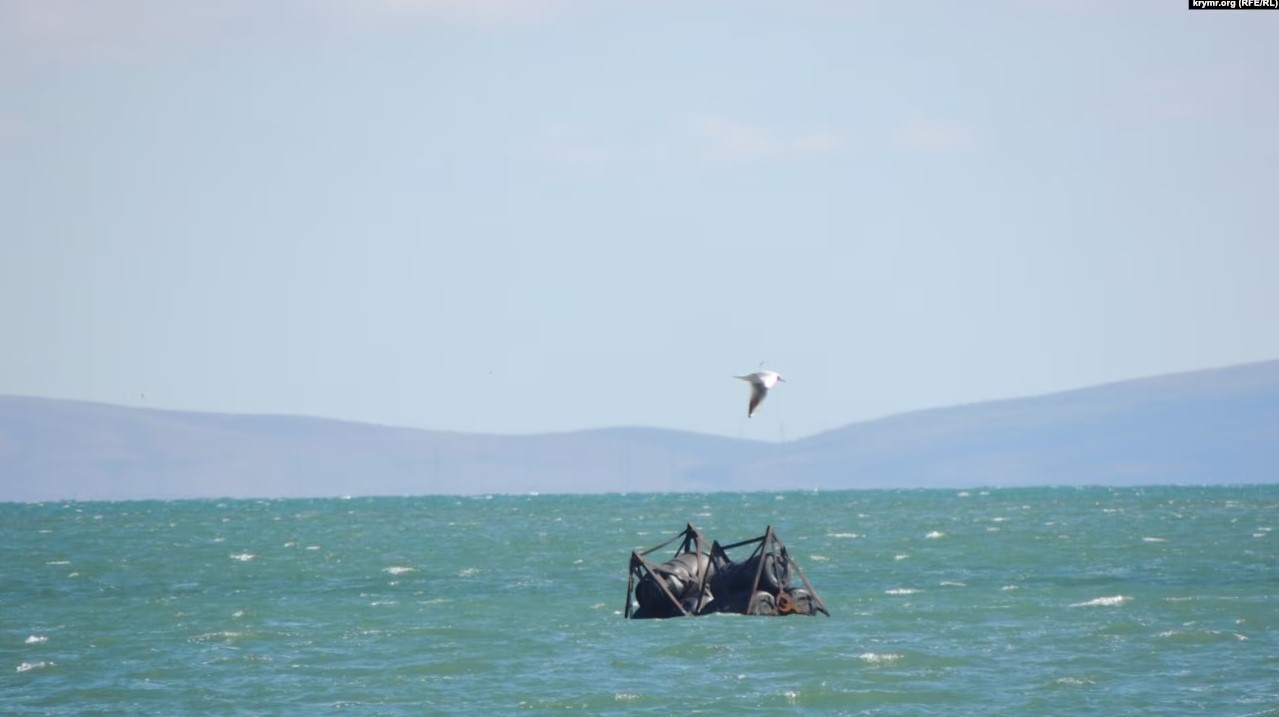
776, 591, 794, 614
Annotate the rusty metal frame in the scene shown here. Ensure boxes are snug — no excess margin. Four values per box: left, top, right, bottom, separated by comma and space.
707, 525, 830, 617
624, 523, 710, 618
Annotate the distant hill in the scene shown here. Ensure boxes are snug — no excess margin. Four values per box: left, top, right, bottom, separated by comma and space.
2, 360, 1277, 501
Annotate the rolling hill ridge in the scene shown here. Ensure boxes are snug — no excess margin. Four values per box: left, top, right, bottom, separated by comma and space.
2, 360, 1277, 501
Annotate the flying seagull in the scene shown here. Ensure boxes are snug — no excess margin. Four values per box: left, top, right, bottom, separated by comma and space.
735, 367, 785, 418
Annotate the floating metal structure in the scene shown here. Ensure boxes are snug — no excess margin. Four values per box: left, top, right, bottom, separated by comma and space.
625, 523, 829, 619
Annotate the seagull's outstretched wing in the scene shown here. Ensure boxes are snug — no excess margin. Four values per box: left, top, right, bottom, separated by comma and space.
747, 381, 768, 418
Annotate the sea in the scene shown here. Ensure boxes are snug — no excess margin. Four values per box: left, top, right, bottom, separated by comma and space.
2, 486, 1276, 716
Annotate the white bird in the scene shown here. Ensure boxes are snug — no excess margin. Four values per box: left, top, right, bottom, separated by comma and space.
734, 368, 785, 418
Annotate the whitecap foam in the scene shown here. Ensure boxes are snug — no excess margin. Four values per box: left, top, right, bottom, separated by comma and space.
885, 588, 920, 595
894, 554, 910, 561
458, 567, 479, 578
191, 631, 244, 643
925, 531, 945, 539
827, 532, 859, 539
809, 555, 829, 562
16, 661, 55, 673
230, 553, 255, 562
1142, 537, 1167, 543
383, 566, 415, 575
1071, 595, 1128, 607
859, 652, 902, 664
24, 635, 48, 644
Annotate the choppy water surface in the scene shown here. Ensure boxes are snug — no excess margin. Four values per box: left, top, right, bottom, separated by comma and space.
3, 486, 1277, 715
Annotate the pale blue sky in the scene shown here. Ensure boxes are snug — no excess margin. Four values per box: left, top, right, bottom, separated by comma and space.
2, 0, 1276, 441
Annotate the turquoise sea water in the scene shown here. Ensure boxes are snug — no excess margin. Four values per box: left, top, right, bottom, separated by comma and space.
3, 486, 1277, 716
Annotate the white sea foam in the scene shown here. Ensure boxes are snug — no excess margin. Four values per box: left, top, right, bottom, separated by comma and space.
384, 566, 414, 575
1142, 537, 1167, 543
1071, 595, 1128, 607
859, 652, 902, 664
827, 532, 859, 539
16, 661, 55, 673
894, 554, 910, 561
458, 567, 479, 578
809, 554, 829, 562
885, 588, 920, 595
191, 631, 244, 643
939, 581, 967, 588
925, 531, 945, 539
24, 635, 48, 644
1001, 585, 1020, 591
230, 553, 255, 562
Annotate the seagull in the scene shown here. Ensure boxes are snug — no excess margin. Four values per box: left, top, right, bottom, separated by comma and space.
734, 367, 785, 418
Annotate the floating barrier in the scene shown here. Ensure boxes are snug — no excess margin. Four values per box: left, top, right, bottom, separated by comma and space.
625, 523, 829, 619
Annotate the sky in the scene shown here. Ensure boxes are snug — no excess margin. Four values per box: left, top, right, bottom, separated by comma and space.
1, 0, 1277, 442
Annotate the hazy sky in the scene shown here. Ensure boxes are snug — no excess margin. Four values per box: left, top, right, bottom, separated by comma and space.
2, 0, 1276, 441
